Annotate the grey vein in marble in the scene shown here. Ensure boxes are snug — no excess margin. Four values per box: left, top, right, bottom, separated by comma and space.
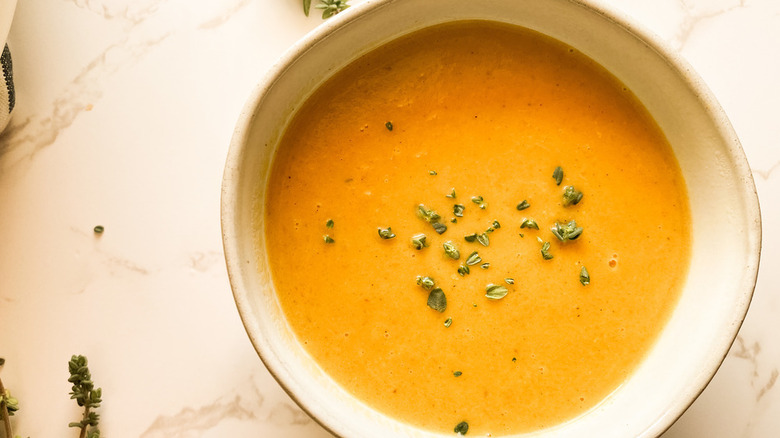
730, 336, 779, 402
140, 395, 255, 438
752, 158, 780, 181
0, 0, 250, 170
672, 0, 747, 50
68, 0, 167, 27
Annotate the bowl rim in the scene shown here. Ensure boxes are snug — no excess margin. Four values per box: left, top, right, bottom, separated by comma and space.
221, 0, 762, 436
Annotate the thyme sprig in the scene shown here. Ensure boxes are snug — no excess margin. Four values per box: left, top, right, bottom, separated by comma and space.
304, 0, 350, 19
0, 358, 18, 438
68, 355, 102, 438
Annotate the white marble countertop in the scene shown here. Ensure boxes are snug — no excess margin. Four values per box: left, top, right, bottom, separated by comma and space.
0, 0, 777, 436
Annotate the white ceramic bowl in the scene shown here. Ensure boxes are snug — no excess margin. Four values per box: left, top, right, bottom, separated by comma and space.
221, 1, 762, 436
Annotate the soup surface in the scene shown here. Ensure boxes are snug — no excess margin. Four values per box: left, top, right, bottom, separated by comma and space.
262, 21, 691, 436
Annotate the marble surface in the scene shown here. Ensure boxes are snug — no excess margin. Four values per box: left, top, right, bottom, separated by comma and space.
0, 0, 776, 436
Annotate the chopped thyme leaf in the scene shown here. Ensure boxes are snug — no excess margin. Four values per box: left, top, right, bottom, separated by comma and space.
457, 264, 470, 276
323, 235, 335, 243
553, 166, 564, 185
416, 275, 435, 290
446, 188, 457, 199
520, 218, 539, 230
464, 233, 477, 242
465, 251, 482, 266
491, 220, 501, 229
378, 227, 396, 239
540, 241, 554, 260
485, 283, 509, 299
444, 317, 453, 327
471, 195, 483, 205
451, 218, 458, 223
551, 220, 583, 242
453, 371, 462, 377
443, 241, 460, 259
505, 278, 514, 284
562, 185, 584, 206
453, 204, 465, 217
417, 204, 441, 223
427, 288, 447, 312
325, 219, 334, 228
516, 200, 530, 210
385, 121, 393, 131
480, 263, 490, 269
411, 233, 428, 250
454, 421, 469, 435
93, 225, 104, 234
429, 170, 437, 176
418, 204, 448, 234
476, 232, 490, 247
580, 266, 590, 285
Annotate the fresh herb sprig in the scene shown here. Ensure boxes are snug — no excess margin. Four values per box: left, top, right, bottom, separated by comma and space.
68, 355, 102, 438
303, 0, 350, 19
0, 358, 19, 438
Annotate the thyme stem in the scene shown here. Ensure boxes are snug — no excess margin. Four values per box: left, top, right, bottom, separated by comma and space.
0, 374, 11, 438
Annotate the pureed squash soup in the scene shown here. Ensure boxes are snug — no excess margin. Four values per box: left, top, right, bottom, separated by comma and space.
262, 21, 691, 436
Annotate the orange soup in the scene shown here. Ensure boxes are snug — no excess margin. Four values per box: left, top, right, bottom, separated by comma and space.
262, 21, 690, 436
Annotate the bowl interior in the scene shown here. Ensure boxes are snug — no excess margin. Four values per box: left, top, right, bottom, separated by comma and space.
222, 0, 761, 436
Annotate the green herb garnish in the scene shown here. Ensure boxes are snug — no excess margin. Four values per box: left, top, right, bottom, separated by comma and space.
505, 278, 515, 284
540, 240, 554, 260
580, 266, 590, 285
520, 218, 539, 230
465, 251, 482, 266
325, 219, 334, 228
446, 188, 457, 199
411, 233, 428, 250
416, 275, 435, 291
457, 265, 470, 276
429, 170, 437, 176
476, 232, 489, 247
453, 371, 462, 377
516, 200, 530, 210
443, 241, 460, 259
562, 185, 583, 206
485, 283, 509, 299
553, 166, 564, 185
0, 359, 20, 438
464, 233, 477, 242
551, 220, 583, 242
418, 204, 447, 234
314, 0, 350, 19
68, 355, 102, 438
323, 235, 335, 243
93, 225, 104, 234
427, 288, 447, 312
489, 220, 500, 230
480, 263, 490, 269
378, 227, 396, 239
453, 204, 465, 217
385, 121, 393, 131
471, 195, 486, 209
454, 421, 469, 435
417, 204, 441, 222
444, 317, 453, 327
